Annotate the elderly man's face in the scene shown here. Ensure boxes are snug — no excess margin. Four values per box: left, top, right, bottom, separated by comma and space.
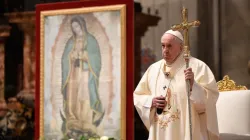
161, 34, 182, 64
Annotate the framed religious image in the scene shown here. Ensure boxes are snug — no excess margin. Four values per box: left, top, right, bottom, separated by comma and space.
35, 0, 134, 140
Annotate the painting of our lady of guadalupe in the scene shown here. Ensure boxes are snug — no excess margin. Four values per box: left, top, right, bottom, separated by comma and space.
42, 8, 124, 140
61, 16, 104, 137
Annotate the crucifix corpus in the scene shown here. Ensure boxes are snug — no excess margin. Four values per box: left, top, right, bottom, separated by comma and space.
171, 7, 200, 140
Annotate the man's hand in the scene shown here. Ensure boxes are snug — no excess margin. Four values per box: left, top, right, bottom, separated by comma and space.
184, 68, 194, 90
152, 96, 166, 109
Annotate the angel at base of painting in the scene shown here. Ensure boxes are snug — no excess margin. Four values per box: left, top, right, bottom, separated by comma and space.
60, 16, 105, 139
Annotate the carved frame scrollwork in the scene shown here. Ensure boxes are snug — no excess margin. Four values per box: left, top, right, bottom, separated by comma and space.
217, 75, 248, 92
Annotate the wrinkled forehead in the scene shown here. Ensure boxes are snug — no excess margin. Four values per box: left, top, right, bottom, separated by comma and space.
161, 33, 175, 44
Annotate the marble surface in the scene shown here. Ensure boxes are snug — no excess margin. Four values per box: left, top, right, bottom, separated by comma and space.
220, 133, 250, 140
220, 0, 250, 88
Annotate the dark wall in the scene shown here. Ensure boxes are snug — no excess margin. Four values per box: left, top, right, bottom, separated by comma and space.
4, 0, 25, 12
1, 0, 24, 98
4, 24, 24, 98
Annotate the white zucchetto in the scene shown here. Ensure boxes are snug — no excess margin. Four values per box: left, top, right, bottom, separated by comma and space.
164, 30, 184, 41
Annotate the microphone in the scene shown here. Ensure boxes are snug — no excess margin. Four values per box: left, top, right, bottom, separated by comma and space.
157, 108, 163, 115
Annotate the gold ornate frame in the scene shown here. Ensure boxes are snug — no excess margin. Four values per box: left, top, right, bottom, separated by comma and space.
217, 75, 248, 92
39, 4, 126, 139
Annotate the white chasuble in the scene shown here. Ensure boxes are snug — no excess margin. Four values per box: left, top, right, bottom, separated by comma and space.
134, 52, 220, 140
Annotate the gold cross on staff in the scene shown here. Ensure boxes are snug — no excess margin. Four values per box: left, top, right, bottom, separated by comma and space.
171, 7, 201, 140
171, 7, 200, 58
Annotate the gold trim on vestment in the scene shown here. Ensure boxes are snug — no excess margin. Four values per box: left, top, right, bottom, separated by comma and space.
155, 109, 180, 129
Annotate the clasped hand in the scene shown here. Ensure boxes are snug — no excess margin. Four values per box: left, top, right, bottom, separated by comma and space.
184, 67, 194, 90
71, 51, 88, 61
152, 68, 194, 109
152, 96, 166, 109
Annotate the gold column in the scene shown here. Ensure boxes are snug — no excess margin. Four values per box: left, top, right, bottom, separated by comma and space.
5, 12, 36, 94
0, 25, 11, 99
0, 25, 11, 118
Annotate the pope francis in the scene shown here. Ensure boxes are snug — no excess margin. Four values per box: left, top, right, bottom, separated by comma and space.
134, 30, 220, 140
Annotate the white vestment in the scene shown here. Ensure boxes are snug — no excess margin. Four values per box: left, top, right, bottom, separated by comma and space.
134, 52, 220, 140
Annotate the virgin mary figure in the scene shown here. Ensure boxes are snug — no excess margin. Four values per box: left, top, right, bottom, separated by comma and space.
60, 16, 104, 138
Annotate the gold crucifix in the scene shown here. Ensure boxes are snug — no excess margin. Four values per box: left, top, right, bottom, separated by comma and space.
171, 7, 200, 58
171, 7, 201, 140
